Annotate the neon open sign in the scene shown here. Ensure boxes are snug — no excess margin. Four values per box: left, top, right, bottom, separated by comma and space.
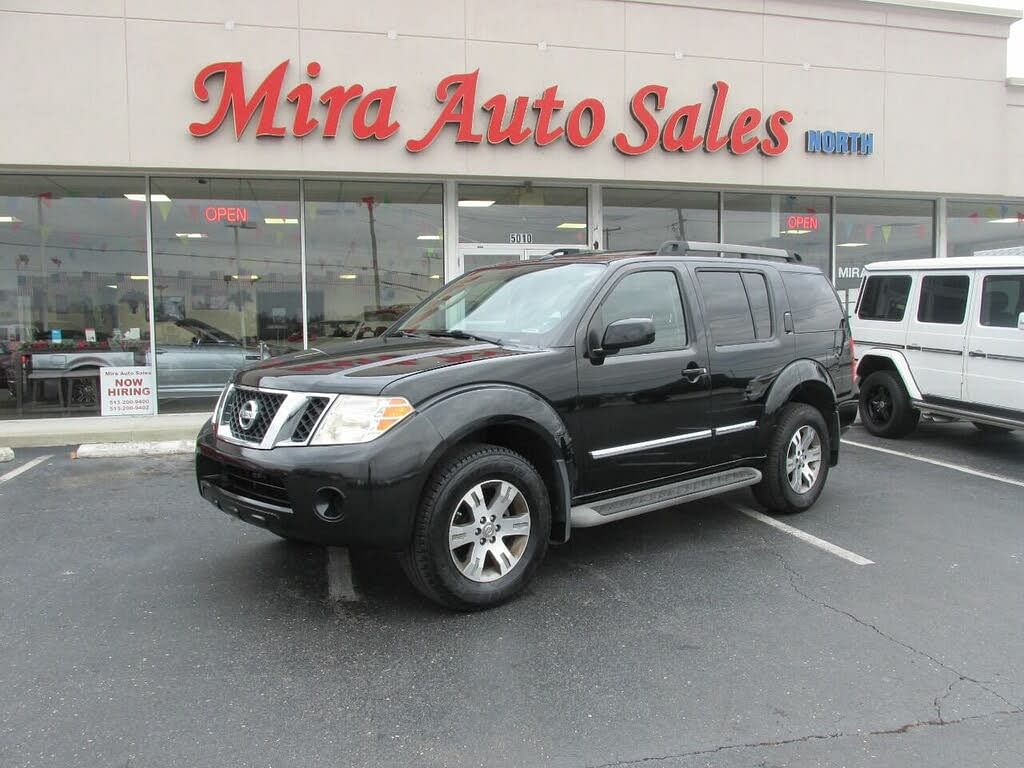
204, 206, 249, 223
786, 214, 819, 231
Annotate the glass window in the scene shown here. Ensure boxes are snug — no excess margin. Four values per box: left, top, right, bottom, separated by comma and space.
150, 177, 302, 412
723, 193, 830, 276
782, 272, 842, 333
948, 201, 1024, 258
856, 275, 912, 322
0, 175, 148, 419
594, 271, 687, 353
836, 197, 934, 316
980, 275, 1024, 327
698, 270, 756, 346
601, 188, 718, 251
458, 184, 588, 248
305, 180, 443, 345
917, 275, 970, 325
741, 272, 772, 339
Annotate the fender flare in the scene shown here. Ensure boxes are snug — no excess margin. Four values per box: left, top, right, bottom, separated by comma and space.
761, 358, 840, 462
416, 384, 575, 542
855, 348, 922, 400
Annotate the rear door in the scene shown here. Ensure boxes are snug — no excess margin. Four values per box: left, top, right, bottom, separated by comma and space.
905, 272, 971, 399
964, 270, 1024, 413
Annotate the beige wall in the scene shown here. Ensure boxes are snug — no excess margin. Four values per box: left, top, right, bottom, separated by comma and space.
0, 0, 1021, 197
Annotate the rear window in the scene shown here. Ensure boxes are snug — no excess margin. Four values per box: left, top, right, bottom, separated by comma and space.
857, 275, 912, 322
741, 272, 772, 339
782, 272, 842, 332
980, 274, 1024, 327
698, 271, 756, 345
917, 275, 970, 325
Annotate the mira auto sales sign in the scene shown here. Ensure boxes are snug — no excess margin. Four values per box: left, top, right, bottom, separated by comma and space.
100, 366, 157, 417
187, 61, 797, 157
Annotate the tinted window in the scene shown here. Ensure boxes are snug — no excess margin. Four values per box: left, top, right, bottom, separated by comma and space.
980, 275, 1024, 327
917, 275, 969, 325
698, 271, 755, 345
741, 272, 772, 339
595, 271, 686, 354
782, 272, 842, 332
857, 275, 912, 321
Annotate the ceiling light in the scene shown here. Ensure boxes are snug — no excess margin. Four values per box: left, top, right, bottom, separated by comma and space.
0, 216, 22, 223
458, 200, 495, 207
417, 234, 441, 240
837, 242, 869, 248
124, 194, 171, 202
264, 217, 298, 224
130, 275, 149, 281
987, 217, 1020, 224
429, 274, 441, 280
175, 232, 207, 239
781, 229, 811, 235
106, 284, 117, 289
557, 222, 587, 229
339, 274, 358, 280
231, 274, 260, 280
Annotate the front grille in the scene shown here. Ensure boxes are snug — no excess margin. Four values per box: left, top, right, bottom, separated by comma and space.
291, 396, 329, 442
220, 464, 290, 508
221, 386, 286, 443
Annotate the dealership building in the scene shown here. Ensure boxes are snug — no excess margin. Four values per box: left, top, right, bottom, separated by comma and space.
1, 0, 1023, 423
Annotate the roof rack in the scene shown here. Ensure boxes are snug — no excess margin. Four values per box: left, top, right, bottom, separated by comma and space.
656, 240, 802, 263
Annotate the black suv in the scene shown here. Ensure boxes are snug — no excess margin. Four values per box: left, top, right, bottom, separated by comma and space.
196, 242, 858, 609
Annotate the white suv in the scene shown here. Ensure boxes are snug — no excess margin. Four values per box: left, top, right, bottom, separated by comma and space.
851, 255, 1024, 438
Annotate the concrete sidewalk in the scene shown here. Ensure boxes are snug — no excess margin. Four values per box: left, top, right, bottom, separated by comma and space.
1, 413, 208, 448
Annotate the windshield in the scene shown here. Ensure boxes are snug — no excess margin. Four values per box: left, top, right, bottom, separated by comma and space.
397, 262, 606, 346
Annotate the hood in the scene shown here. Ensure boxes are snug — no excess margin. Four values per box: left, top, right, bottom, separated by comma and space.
235, 335, 534, 395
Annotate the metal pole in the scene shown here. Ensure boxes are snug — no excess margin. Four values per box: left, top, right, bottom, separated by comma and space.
362, 195, 382, 307
144, 175, 158, 414
299, 179, 309, 349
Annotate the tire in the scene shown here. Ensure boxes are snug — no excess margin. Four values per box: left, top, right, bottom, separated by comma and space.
858, 370, 920, 438
972, 422, 1014, 435
401, 443, 551, 610
752, 403, 831, 515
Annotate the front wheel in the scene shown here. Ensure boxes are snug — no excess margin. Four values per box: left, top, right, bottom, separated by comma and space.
753, 403, 830, 514
858, 370, 920, 438
401, 444, 551, 610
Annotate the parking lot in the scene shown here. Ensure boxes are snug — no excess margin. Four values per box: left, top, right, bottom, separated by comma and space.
1, 423, 1022, 768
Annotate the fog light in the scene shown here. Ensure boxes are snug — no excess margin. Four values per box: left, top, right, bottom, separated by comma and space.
312, 487, 346, 522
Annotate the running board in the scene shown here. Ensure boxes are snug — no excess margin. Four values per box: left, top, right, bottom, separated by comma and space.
912, 400, 1024, 430
570, 467, 762, 528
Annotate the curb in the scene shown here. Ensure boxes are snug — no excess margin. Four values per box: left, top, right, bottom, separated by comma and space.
0, 447, 14, 463
74, 440, 194, 459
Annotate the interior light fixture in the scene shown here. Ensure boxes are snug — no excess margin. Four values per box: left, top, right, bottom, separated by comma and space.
106, 284, 118, 289
0, 216, 22, 223
129, 275, 149, 281
417, 234, 441, 240
837, 242, 869, 248
429, 274, 441, 280
987, 217, 1020, 224
175, 232, 207, 239
264, 217, 298, 224
230, 274, 260, 280
557, 222, 587, 229
458, 200, 495, 207
124, 194, 171, 202
781, 229, 812, 235
339, 274, 358, 280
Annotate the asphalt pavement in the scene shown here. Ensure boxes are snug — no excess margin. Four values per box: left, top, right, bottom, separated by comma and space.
0, 422, 1022, 767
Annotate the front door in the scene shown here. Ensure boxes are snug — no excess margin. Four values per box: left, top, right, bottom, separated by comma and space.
965, 270, 1024, 412
905, 272, 972, 399
576, 267, 712, 496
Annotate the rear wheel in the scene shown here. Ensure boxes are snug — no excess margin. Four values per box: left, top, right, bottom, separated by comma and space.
401, 444, 550, 610
972, 422, 1014, 435
753, 403, 830, 514
858, 370, 920, 438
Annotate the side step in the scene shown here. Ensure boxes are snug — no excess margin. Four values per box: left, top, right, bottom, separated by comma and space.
570, 467, 762, 529
912, 400, 1024, 430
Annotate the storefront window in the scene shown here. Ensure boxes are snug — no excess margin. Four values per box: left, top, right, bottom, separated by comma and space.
0, 175, 148, 419
947, 200, 1024, 258
150, 177, 302, 412
602, 188, 718, 250
835, 197, 934, 315
723, 193, 831, 276
458, 184, 588, 272
304, 180, 443, 343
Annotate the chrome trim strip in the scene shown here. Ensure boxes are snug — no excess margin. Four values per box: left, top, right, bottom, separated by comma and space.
215, 385, 339, 449
590, 429, 712, 459
986, 352, 1024, 363
714, 420, 758, 435
852, 339, 906, 351
919, 346, 962, 356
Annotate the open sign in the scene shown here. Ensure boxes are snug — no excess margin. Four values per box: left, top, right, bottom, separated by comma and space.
204, 206, 249, 223
786, 214, 818, 231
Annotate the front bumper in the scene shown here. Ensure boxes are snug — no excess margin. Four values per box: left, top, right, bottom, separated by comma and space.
195, 411, 445, 549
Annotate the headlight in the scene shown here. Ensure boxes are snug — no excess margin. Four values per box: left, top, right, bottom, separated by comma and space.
310, 395, 414, 445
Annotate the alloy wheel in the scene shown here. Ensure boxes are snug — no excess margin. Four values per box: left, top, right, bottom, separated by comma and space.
786, 425, 822, 494
866, 384, 892, 426
448, 480, 531, 583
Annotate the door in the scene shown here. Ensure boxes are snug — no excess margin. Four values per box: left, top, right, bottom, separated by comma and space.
965, 270, 1024, 413
905, 272, 971, 399
576, 267, 712, 496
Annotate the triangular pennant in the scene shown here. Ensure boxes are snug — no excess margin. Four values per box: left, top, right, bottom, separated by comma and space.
916, 224, 927, 240
984, 206, 998, 219
275, 230, 284, 246
865, 224, 875, 241
38, 192, 52, 208
881, 224, 892, 243
969, 212, 980, 223
157, 201, 173, 222
39, 224, 51, 242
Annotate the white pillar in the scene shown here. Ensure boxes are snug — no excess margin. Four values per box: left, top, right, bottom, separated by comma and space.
935, 197, 948, 258
443, 179, 460, 279
588, 183, 603, 250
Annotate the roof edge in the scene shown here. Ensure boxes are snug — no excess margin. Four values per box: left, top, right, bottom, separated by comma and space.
859, 0, 1022, 20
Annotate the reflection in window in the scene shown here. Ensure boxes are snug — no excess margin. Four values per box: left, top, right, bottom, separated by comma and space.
602, 188, 717, 250
948, 201, 1024, 258
836, 197, 934, 316
458, 184, 588, 247
698, 270, 756, 346
723, 192, 830, 276
917, 275, 970, 325
305, 180, 443, 344
150, 177, 302, 411
981, 275, 1024, 327
595, 271, 687, 353
0, 175, 147, 419
857, 275, 912, 322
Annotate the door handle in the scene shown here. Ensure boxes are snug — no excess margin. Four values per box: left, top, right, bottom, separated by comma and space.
968, 350, 986, 358
906, 344, 921, 351
682, 366, 708, 382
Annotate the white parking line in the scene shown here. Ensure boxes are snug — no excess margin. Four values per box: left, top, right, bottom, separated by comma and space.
0, 455, 52, 485
326, 546, 360, 602
843, 439, 1024, 489
733, 504, 875, 565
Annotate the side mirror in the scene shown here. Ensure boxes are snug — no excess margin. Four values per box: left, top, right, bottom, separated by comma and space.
594, 318, 655, 358
1018, 312, 1024, 331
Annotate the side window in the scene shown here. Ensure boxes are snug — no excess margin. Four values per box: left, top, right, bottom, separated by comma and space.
857, 275, 912, 321
594, 271, 687, 354
980, 275, 1024, 327
698, 270, 755, 345
741, 272, 772, 339
917, 275, 970, 325
782, 272, 842, 332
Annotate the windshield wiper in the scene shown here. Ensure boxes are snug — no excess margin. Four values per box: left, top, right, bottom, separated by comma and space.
426, 329, 503, 345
